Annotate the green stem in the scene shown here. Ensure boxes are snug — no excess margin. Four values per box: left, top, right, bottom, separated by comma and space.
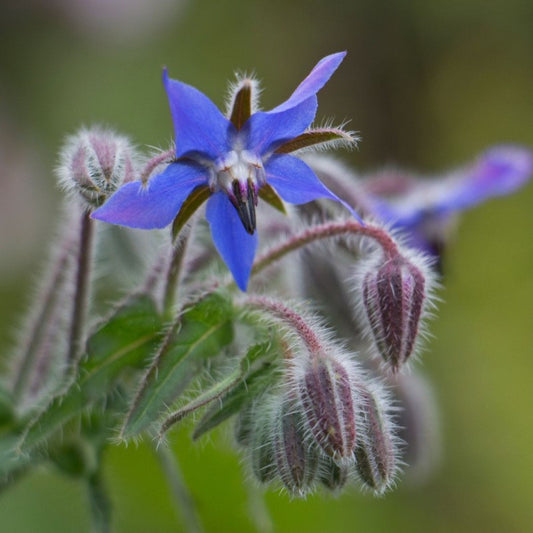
163, 226, 191, 317
155, 445, 204, 533
87, 471, 112, 533
159, 369, 242, 437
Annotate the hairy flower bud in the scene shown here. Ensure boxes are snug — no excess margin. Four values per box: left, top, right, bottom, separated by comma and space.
298, 352, 359, 460
57, 127, 137, 209
355, 383, 399, 494
318, 455, 349, 492
358, 251, 430, 372
274, 396, 319, 495
249, 402, 277, 484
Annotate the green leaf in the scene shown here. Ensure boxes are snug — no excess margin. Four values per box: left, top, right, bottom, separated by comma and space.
192, 340, 280, 440
20, 296, 164, 453
121, 292, 234, 440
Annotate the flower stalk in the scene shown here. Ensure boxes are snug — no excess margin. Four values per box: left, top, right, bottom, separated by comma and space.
252, 220, 399, 277
67, 211, 95, 367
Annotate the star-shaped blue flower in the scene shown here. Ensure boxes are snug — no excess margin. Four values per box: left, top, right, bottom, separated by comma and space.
92, 52, 360, 290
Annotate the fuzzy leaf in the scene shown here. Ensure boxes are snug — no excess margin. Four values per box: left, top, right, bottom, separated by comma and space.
192, 340, 279, 439
20, 296, 164, 452
121, 292, 234, 440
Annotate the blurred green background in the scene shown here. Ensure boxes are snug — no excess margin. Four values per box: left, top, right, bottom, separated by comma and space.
1, 0, 532, 531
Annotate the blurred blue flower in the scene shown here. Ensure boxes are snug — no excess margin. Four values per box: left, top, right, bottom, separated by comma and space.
92, 52, 359, 291
366, 146, 533, 261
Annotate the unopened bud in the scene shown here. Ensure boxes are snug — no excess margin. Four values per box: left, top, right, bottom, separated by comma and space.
274, 396, 319, 496
355, 383, 399, 494
298, 353, 358, 460
57, 127, 137, 209
234, 401, 255, 448
318, 455, 349, 492
249, 403, 278, 484
359, 252, 428, 371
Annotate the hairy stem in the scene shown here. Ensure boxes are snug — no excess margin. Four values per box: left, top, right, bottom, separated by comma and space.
244, 296, 324, 355
252, 220, 399, 277
159, 369, 243, 437
67, 211, 95, 367
163, 227, 191, 316
12, 230, 76, 401
140, 148, 175, 185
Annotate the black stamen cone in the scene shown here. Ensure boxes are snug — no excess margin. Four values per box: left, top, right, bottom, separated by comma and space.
231, 180, 257, 235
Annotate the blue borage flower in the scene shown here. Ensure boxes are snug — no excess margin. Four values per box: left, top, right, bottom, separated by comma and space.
365, 146, 533, 257
92, 52, 360, 290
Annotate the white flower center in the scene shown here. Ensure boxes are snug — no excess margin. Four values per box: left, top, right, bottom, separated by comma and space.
210, 150, 265, 235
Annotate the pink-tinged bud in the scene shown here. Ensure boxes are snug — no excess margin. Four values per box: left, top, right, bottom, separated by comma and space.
355, 383, 399, 494
359, 252, 428, 372
57, 127, 137, 209
274, 397, 319, 496
298, 353, 358, 460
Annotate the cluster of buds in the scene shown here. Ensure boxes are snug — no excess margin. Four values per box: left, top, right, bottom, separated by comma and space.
238, 298, 400, 496
236, 351, 399, 496
57, 127, 137, 210
353, 240, 435, 373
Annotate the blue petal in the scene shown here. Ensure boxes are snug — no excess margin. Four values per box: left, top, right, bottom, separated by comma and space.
269, 52, 347, 113
91, 161, 207, 229
436, 145, 533, 212
163, 69, 235, 160
244, 97, 317, 155
206, 192, 258, 291
265, 154, 363, 222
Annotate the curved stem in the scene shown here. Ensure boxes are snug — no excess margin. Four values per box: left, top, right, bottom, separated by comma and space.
252, 220, 399, 277
140, 148, 175, 184
244, 296, 324, 355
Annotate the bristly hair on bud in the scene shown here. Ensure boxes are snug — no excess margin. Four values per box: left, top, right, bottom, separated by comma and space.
245, 391, 320, 497
354, 380, 401, 495
273, 393, 320, 497
352, 238, 437, 372
57, 126, 138, 210
293, 348, 363, 461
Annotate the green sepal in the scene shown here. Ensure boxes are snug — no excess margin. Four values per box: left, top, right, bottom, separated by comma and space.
171, 184, 211, 241
229, 80, 253, 130
274, 128, 355, 154
120, 292, 234, 440
258, 184, 287, 214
